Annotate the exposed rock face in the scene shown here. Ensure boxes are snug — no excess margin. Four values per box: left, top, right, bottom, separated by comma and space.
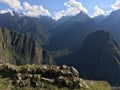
0, 27, 53, 65
0, 64, 83, 89
79, 30, 120, 85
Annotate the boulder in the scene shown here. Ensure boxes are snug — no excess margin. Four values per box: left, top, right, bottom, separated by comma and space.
15, 73, 22, 80
41, 77, 54, 83
64, 71, 73, 78
19, 80, 28, 87
70, 66, 79, 77
73, 77, 81, 88
54, 76, 73, 88
33, 74, 41, 80
61, 65, 68, 69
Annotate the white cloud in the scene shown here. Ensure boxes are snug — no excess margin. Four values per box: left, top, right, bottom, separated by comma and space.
54, 0, 88, 20
0, 9, 10, 14
0, 0, 22, 10
22, 2, 51, 17
91, 6, 112, 17
0, 9, 14, 15
92, 6, 105, 17
111, 0, 120, 10
105, 10, 112, 15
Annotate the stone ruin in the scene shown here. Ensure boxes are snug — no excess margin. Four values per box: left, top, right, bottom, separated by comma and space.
0, 64, 84, 89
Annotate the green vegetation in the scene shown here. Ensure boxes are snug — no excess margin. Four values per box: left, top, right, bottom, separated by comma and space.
0, 27, 54, 65
84, 80, 110, 90
51, 49, 72, 58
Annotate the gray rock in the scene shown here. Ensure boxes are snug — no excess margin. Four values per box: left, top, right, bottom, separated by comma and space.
70, 66, 79, 77
73, 77, 81, 88
41, 77, 54, 83
61, 65, 68, 69
15, 73, 22, 80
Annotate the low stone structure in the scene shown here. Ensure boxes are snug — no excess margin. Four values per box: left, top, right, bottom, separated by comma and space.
0, 64, 82, 89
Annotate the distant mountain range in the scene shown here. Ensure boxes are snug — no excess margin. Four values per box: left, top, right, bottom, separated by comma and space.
1, 10, 120, 49
47, 11, 98, 51
0, 12, 51, 46
93, 15, 106, 23
100, 9, 120, 44
1, 10, 120, 85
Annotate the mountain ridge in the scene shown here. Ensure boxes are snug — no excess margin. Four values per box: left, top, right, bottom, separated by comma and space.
46, 11, 98, 51
0, 13, 51, 46
0, 27, 54, 65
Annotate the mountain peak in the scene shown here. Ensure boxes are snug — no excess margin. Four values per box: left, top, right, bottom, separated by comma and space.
110, 9, 120, 16
93, 15, 106, 23
80, 30, 120, 85
0, 10, 24, 17
78, 11, 87, 15
69, 11, 91, 22
12, 10, 19, 16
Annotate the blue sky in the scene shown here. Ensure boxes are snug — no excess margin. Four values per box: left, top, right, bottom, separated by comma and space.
0, 0, 119, 20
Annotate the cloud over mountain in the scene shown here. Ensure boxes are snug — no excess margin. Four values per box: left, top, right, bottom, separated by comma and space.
92, 6, 105, 17
111, 0, 120, 10
22, 2, 51, 17
0, 0, 22, 10
54, 0, 88, 20
0, 0, 117, 19
0, 9, 13, 15
0, 0, 51, 17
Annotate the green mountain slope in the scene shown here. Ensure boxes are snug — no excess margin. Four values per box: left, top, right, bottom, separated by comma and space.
0, 27, 54, 65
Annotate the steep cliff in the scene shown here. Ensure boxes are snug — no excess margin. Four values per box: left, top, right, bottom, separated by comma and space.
0, 27, 54, 65
79, 30, 120, 85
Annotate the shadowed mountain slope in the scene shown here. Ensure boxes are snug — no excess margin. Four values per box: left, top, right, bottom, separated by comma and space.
77, 30, 120, 85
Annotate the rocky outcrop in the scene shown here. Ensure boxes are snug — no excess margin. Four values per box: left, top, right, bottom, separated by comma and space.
0, 64, 84, 89
0, 27, 54, 65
